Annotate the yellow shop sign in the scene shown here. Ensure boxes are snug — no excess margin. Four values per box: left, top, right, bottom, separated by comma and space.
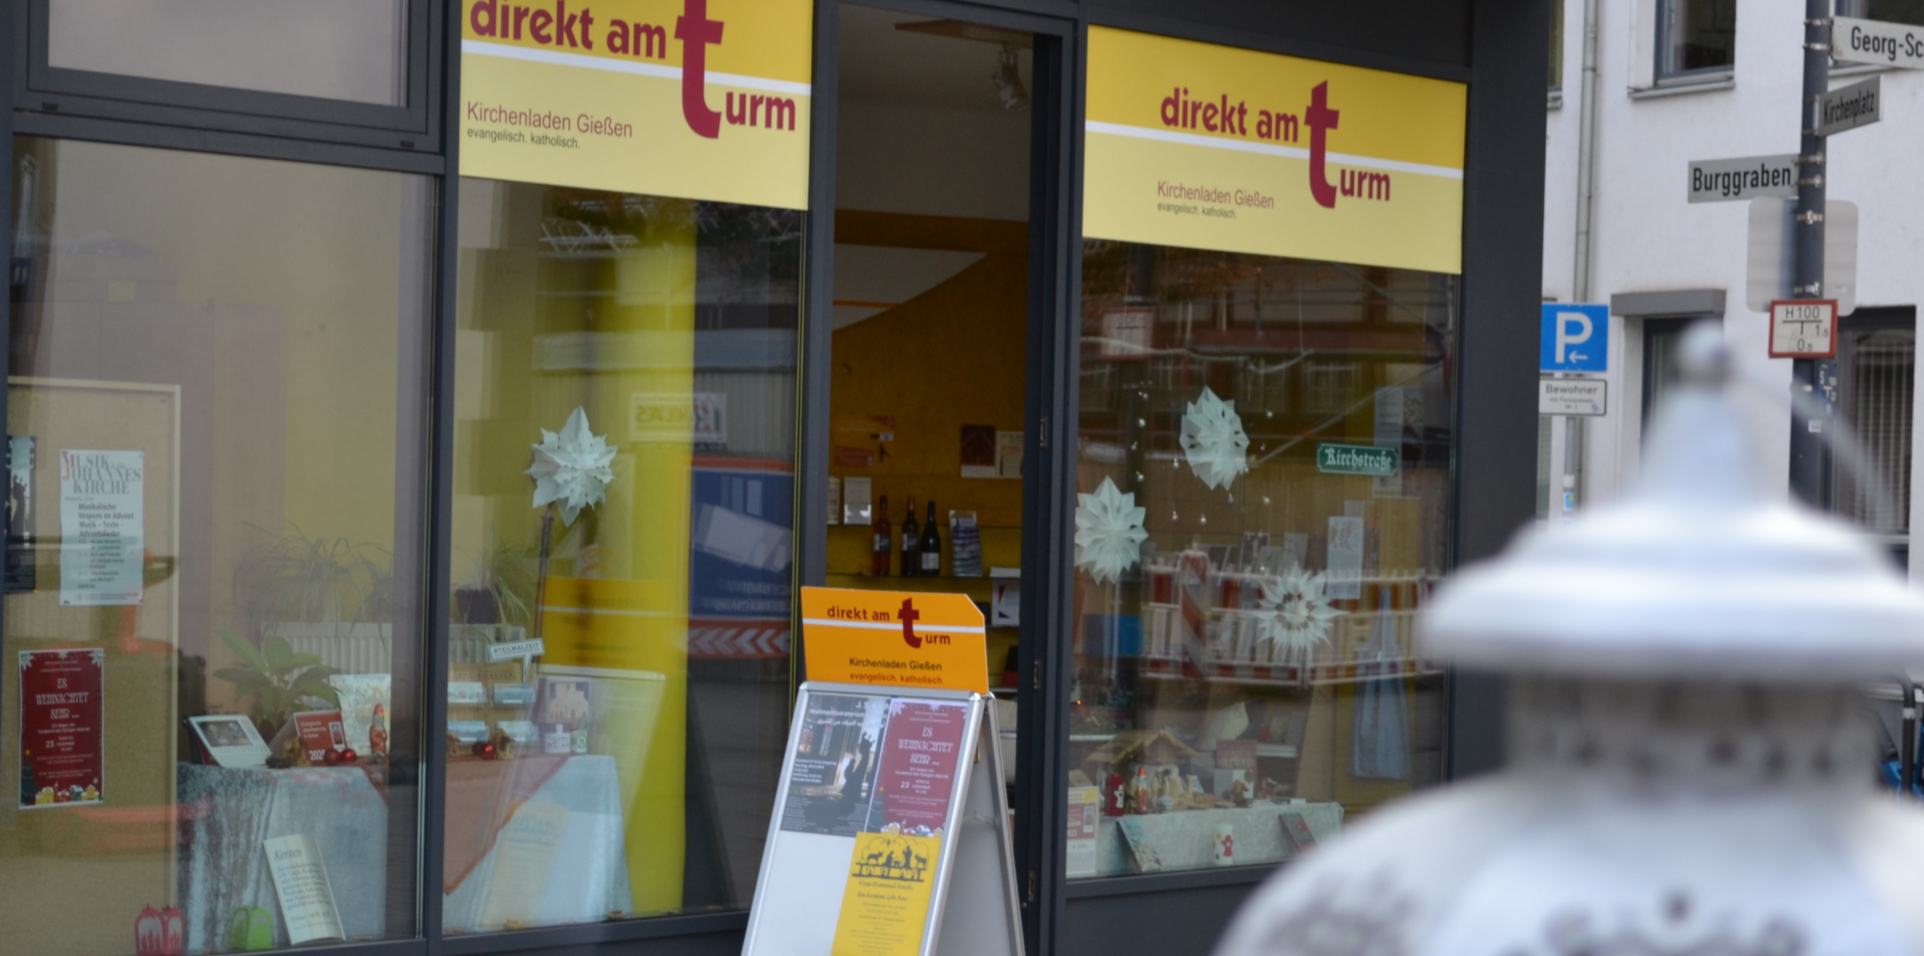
1083, 26, 1467, 274
460, 0, 812, 208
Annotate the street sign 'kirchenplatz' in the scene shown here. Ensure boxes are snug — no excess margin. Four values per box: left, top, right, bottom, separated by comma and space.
1688, 154, 1797, 203
1316, 444, 1399, 477
1834, 16, 1924, 69
1815, 75, 1881, 137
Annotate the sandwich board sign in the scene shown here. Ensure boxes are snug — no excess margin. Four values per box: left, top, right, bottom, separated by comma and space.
742, 587, 1023, 956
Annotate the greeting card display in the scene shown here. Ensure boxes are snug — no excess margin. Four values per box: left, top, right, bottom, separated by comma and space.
187, 714, 270, 768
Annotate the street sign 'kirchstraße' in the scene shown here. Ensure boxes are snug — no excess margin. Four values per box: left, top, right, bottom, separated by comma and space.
1316, 443, 1399, 477
1687, 154, 1797, 203
1834, 16, 1924, 69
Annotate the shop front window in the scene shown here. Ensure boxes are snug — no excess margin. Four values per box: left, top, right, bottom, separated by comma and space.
1, 137, 434, 953
1068, 244, 1455, 878
445, 180, 801, 931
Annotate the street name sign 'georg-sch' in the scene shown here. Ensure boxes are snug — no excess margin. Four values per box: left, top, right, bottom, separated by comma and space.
1834, 16, 1924, 70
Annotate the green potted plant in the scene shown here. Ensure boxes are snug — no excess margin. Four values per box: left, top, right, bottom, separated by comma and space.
211, 629, 341, 739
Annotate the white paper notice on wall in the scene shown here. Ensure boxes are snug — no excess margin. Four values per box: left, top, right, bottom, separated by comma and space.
58, 449, 144, 606
1327, 516, 1365, 601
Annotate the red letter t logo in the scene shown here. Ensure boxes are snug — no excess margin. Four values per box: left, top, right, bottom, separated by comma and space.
676, 0, 725, 138
1306, 81, 1340, 209
898, 598, 922, 649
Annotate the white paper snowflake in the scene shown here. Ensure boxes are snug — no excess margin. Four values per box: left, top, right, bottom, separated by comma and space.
1074, 477, 1148, 585
1255, 566, 1341, 657
526, 406, 617, 525
1179, 387, 1250, 490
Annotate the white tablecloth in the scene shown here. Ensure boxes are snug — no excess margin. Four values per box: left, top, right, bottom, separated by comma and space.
442, 754, 633, 932
177, 764, 391, 951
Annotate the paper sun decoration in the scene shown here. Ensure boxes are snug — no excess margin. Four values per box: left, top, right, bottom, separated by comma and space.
1074, 477, 1149, 585
1255, 566, 1341, 657
1179, 387, 1250, 490
526, 406, 617, 525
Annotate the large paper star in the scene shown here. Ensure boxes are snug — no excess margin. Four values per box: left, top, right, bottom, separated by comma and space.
1180, 387, 1250, 490
1255, 566, 1341, 662
1074, 478, 1148, 585
526, 406, 616, 525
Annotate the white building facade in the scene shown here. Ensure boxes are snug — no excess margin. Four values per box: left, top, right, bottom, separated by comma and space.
1544, 0, 1924, 573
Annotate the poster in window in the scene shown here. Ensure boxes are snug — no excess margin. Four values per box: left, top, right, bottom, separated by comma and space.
866, 699, 968, 837
58, 449, 144, 606
779, 692, 888, 836
18, 648, 104, 807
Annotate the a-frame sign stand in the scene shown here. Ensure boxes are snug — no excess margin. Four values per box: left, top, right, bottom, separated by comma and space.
741, 588, 1024, 956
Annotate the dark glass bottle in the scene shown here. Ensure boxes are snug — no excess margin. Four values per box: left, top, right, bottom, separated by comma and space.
900, 495, 921, 577
871, 495, 892, 575
919, 501, 942, 576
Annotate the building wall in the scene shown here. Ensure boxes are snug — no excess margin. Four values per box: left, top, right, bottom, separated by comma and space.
1544, 0, 1924, 575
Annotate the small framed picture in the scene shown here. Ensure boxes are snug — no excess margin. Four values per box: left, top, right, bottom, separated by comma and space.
187, 714, 271, 769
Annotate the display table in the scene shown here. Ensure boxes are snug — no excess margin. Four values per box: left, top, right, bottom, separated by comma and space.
176, 763, 391, 952
441, 754, 633, 932
1093, 801, 1344, 877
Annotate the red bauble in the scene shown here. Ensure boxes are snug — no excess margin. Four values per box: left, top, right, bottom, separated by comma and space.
321, 749, 342, 766
339, 748, 358, 763
472, 742, 498, 760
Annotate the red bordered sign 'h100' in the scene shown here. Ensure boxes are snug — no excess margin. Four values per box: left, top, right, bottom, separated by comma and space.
1767, 299, 1838, 359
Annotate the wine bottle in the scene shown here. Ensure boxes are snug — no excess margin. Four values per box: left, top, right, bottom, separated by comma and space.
900, 496, 921, 577
919, 500, 942, 576
871, 494, 892, 576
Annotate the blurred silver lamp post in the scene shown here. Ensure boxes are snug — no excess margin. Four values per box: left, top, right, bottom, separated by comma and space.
1213, 325, 1924, 953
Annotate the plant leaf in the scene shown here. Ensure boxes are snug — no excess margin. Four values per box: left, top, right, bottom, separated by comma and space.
286, 652, 325, 669
217, 629, 267, 670
293, 676, 341, 707
262, 635, 295, 672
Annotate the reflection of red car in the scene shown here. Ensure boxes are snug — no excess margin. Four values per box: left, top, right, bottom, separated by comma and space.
73, 800, 206, 854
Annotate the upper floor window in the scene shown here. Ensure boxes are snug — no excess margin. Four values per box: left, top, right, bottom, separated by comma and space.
48, 0, 407, 105
1657, 0, 1736, 81
1837, 0, 1924, 27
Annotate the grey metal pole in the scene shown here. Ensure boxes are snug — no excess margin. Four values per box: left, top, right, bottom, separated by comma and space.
1789, 0, 1829, 506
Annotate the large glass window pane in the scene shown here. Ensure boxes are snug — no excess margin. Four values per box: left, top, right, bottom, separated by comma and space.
48, 0, 406, 105
445, 179, 799, 932
1, 137, 433, 953
1070, 243, 1455, 878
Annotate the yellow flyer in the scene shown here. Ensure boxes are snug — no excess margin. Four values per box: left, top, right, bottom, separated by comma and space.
831, 832, 942, 956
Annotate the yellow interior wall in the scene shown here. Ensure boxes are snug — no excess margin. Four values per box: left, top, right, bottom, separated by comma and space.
826, 216, 1030, 556
462, 198, 695, 912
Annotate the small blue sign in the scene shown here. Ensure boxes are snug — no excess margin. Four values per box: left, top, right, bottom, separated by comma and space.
1540, 303, 1609, 373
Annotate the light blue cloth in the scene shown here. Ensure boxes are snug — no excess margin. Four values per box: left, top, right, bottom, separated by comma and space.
1350, 589, 1412, 780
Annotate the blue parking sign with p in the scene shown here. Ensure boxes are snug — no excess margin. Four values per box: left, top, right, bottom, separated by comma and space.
1540, 304, 1609, 373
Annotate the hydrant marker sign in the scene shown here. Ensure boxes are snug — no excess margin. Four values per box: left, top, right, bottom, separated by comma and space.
58, 449, 144, 606
460, 0, 812, 209
1083, 26, 1467, 274
19, 648, 105, 808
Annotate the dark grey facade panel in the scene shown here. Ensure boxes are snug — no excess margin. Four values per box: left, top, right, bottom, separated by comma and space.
1087, 0, 1472, 70
1611, 288, 1729, 317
